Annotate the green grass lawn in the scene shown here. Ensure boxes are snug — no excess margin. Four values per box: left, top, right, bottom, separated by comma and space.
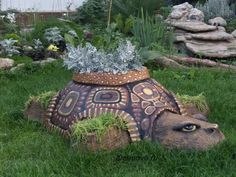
0, 62, 236, 177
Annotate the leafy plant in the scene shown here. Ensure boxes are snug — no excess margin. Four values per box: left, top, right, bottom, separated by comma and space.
44, 27, 64, 45
132, 9, 172, 50
3, 33, 21, 41
33, 39, 44, 50
64, 40, 143, 74
113, 0, 165, 18
196, 0, 235, 20
73, 0, 108, 25
115, 14, 134, 34
0, 39, 20, 57
71, 113, 127, 143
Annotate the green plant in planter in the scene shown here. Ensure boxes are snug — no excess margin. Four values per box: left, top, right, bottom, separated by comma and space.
71, 113, 127, 143
64, 40, 143, 74
176, 93, 208, 113
25, 91, 57, 110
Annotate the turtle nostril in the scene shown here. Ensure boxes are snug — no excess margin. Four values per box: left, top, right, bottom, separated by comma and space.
206, 128, 216, 134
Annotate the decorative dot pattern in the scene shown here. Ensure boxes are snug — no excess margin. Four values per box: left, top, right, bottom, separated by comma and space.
73, 67, 150, 86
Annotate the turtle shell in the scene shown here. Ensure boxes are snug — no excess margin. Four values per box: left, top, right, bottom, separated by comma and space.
45, 68, 186, 141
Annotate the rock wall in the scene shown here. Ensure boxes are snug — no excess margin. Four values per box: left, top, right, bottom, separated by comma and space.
166, 2, 236, 58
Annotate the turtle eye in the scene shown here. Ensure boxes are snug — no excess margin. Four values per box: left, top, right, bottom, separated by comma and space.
173, 123, 199, 132
182, 124, 198, 132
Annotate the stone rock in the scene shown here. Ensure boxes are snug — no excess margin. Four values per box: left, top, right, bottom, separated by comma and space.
166, 3, 236, 58
167, 2, 204, 22
10, 63, 25, 72
34, 58, 56, 66
188, 8, 204, 22
232, 30, 236, 38
172, 21, 217, 32
185, 39, 236, 58
0, 58, 14, 70
208, 17, 227, 27
218, 26, 226, 32
170, 2, 193, 20
190, 30, 234, 41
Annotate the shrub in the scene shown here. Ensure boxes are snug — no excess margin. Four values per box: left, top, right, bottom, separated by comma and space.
196, 0, 235, 20
113, 0, 165, 18
63, 40, 143, 74
73, 0, 108, 25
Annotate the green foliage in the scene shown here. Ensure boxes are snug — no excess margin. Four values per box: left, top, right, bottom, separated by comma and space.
30, 18, 83, 46
30, 18, 67, 44
3, 33, 21, 41
91, 24, 125, 52
177, 93, 209, 113
226, 18, 236, 33
113, 0, 165, 18
25, 91, 57, 110
73, 0, 108, 25
71, 113, 127, 143
132, 9, 174, 50
115, 14, 134, 34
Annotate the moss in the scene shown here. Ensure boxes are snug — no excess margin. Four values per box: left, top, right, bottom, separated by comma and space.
71, 113, 127, 143
25, 91, 57, 110
177, 93, 208, 113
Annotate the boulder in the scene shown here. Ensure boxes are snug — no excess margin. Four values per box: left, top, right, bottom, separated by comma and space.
190, 30, 234, 41
185, 40, 236, 58
188, 8, 204, 22
172, 21, 217, 32
167, 2, 204, 22
166, 3, 236, 59
208, 17, 227, 27
232, 30, 236, 38
170, 2, 193, 20
218, 26, 226, 32
0, 58, 14, 70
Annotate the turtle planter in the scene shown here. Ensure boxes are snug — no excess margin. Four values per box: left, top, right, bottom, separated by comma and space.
37, 67, 225, 150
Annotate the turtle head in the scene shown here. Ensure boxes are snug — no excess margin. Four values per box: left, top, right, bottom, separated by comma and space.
152, 111, 225, 150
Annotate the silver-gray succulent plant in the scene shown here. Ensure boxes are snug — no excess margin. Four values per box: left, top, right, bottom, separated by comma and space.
64, 40, 143, 74
0, 39, 20, 57
196, 0, 234, 20
44, 27, 64, 44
